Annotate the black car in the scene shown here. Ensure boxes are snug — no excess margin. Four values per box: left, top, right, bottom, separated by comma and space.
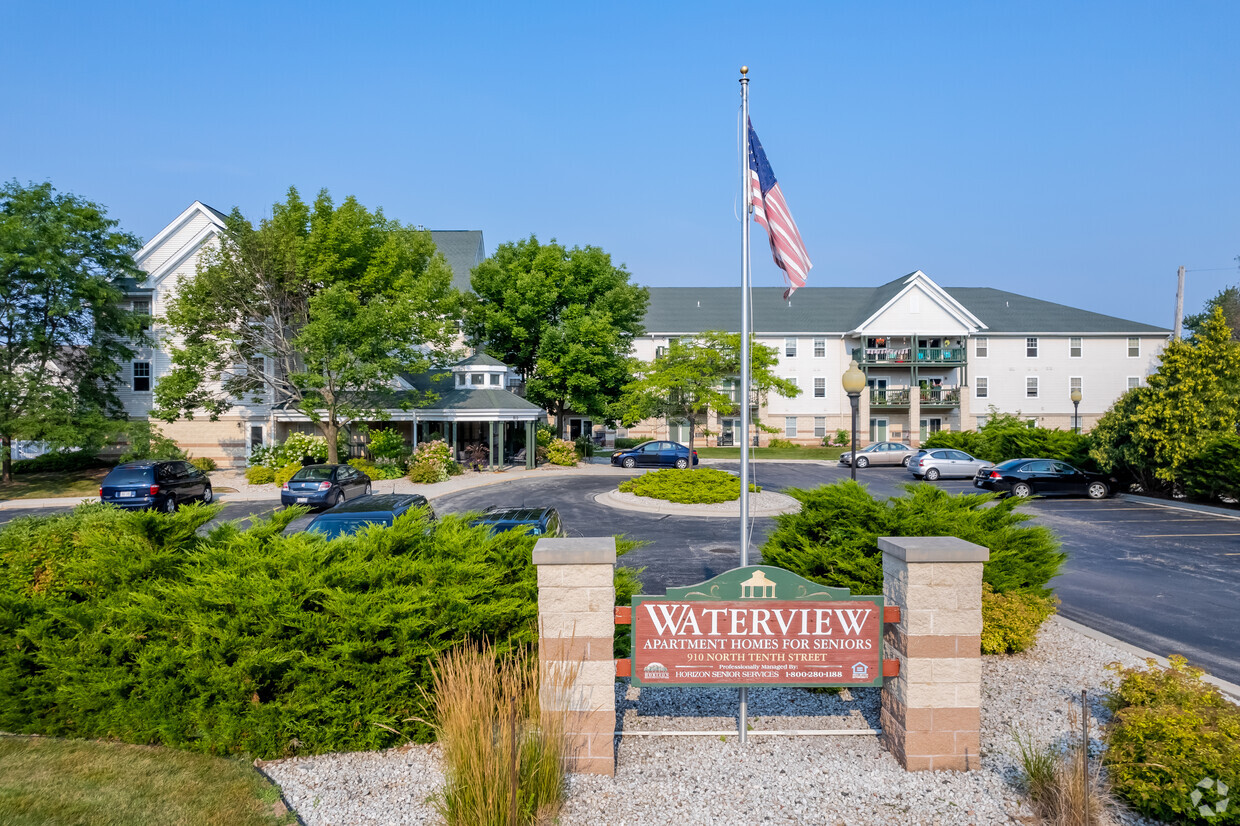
610, 440, 699, 469
470, 506, 565, 537
100, 460, 213, 512
304, 493, 435, 539
281, 464, 372, 509
974, 458, 1114, 499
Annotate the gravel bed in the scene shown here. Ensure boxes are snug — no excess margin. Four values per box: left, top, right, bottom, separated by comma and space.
263, 620, 1175, 826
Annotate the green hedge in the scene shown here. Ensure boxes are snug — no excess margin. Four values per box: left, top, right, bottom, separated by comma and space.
922, 411, 1092, 469
619, 467, 759, 504
0, 504, 548, 758
10, 451, 113, 475
761, 482, 1065, 598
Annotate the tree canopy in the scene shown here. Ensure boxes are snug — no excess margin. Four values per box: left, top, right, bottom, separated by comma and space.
464, 236, 648, 437
1184, 283, 1240, 342
617, 331, 801, 452
156, 187, 462, 463
0, 181, 147, 481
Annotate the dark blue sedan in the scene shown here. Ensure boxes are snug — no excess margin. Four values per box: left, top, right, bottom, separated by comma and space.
281, 464, 371, 509
305, 493, 435, 538
610, 440, 699, 470
470, 507, 565, 537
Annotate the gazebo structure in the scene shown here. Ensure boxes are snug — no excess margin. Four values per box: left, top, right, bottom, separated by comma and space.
412, 353, 545, 470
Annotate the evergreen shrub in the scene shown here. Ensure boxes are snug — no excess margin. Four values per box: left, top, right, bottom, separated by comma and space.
922, 411, 1093, 469
189, 456, 217, 473
619, 468, 759, 504
613, 437, 643, 450
768, 438, 797, 449
272, 463, 302, 488
120, 420, 186, 463
1104, 656, 1240, 824
1179, 434, 1240, 503
979, 584, 1057, 654
545, 440, 577, 466
244, 466, 276, 485
761, 481, 1065, 599
0, 503, 547, 758
11, 451, 111, 474
348, 458, 405, 481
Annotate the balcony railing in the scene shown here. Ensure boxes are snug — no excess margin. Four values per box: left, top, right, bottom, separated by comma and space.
870, 388, 911, 406
852, 346, 965, 365
919, 386, 961, 405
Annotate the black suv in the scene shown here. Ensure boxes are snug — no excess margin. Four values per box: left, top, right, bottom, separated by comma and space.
470, 506, 565, 537
304, 493, 436, 539
100, 460, 213, 512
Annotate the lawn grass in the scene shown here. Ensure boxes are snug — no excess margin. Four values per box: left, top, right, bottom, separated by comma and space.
694, 446, 845, 461
0, 736, 297, 826
0, 468, 109, 501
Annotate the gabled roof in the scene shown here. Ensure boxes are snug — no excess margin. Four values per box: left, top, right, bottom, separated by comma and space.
135, 201, 228, 287
853, 271, 986, 334
454, 352, 508, 369
430, 230, 485, 293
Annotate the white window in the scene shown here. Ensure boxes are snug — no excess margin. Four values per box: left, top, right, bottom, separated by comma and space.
785, 337, 797, 357
814, 417, 826, 438
133, 361, 151, 392
785, 416, 797, 438
786, 377, 798, 388
1127, 376, 1140, 390
1070, 377, 1082, 395
489, 373, 501, 386
1128, 337, 1140, 357
975, 377, 988, 398
1070, 337, 1082, 358
456, 374, 465, 387
132, 298, 152, 330
655, 346, 666, 358
814, 377, 825, 398
1026, 337, 1038, 357
471, 373, 485, 385
813, 338, 826, 358
1026, 376, 1039, 398
975, 337, 988, 358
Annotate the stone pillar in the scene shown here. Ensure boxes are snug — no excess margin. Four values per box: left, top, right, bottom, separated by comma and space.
533, 536, 617, 775
879, 536, 988, 771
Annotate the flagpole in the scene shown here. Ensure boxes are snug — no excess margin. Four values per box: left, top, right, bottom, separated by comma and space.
738, 64, 752, 746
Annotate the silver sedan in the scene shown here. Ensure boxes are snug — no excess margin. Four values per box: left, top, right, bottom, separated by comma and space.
840, 441, 918, 468
911, 448, 992, 480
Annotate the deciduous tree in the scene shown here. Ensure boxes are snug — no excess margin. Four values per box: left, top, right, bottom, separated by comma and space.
464, 237, 648, 437
617, 331, 801, 452
156, 188, 461, 463
0, 181, 147, 482
1184, 284, 1240, 341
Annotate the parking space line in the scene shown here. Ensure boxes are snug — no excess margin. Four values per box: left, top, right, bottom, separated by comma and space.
1135, 533, 1240, 538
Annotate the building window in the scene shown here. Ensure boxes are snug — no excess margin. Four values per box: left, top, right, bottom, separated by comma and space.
456, 374, 465, 387
975, 414, 989, 428
471, 373, 484, 385
1127, 376, 1140, 390
133, 361, 151, 392
814, 417, 826, 438
786, 377, 797, 389
814, 377, 825, 398
1026, 337, 1038, 357
813, 338, 826, 358
1128, 337, 1140, 357
975, 337, 988, 358
1070, 377, 1082, 395
132, 298, 152, 330
489, 373, 501, 386
1026, 376, 1038, 398
655, 345, 666, 358
975, 377, 988, 398
1070, 337, 1082, 358
785, 416, 797, 438
785, 337, 797, 357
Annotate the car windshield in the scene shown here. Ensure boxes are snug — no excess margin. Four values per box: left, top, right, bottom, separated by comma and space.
106, 467, 153, 484
293, 467, 335, 481
307, 516, 392, 538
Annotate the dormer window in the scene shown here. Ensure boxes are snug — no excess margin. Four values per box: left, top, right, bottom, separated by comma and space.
471, 373, 484, 385
457, 374, 465, 387
490, 374, 501, 386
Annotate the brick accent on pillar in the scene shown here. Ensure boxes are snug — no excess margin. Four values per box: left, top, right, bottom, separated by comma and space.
533, 536, 616, 776
879, 536, 988, 771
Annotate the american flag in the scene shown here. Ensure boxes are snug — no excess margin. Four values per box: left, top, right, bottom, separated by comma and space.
748, 119, 812, 299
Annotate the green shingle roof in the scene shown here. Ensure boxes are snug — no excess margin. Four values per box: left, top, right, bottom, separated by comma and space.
430, 231, 485, 292
454, 352, 509, 368
641, 280, 1168, 335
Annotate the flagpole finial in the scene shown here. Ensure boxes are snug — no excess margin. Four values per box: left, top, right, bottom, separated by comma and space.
740, 65, 748, 75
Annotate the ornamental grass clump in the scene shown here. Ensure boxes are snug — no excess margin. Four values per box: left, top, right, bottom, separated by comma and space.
428, 642, 574, 826
1014, 727, 1124, 826
619, 467, 759, 504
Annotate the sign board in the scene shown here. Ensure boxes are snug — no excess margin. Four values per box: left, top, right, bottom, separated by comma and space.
631, 566, 884, 688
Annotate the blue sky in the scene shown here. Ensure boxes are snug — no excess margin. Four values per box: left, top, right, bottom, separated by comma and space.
3, 1, 1237, 327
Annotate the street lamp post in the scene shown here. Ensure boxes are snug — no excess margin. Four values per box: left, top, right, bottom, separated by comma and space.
842, 359, 866, 482
1071, 388, 1082, 435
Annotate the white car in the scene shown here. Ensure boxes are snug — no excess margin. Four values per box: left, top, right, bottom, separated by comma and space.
911, 448, 992, 480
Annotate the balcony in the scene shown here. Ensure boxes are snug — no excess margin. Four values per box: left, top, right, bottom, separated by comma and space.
852, 346, 965, 365
919, 386, 961, 406
870, 388, 911, 407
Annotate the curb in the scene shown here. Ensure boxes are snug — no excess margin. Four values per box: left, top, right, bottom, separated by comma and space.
1114, 492, 1240, 521
1051, 615, 1240, 703
594, 487, 801, 518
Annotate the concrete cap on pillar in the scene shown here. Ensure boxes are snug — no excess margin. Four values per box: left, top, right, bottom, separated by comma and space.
533, 536, 617, 566
878, 536, 990, 563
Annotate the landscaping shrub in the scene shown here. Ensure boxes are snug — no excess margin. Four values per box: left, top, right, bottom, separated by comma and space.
189, 456, 217, 473
613, 437, 643, 450
248, 433, 328, 470
348, 458, 405, 481
619, 467, 759, 504
922, 411, 1093, 469
545, 440, 577, 467
11, 450, 111, 475
573, 435, 594, 459
980, 584, 1058, 654
119, 420, 185, 463
244, 466, 276, 485
272, 463, 302, 488
1104, 656, 1240, 824
409, 439, 454, 483
1014, 728, 1123, 826
768, 438, 797, 449
761, 482, 1065, 600
0, 503, 545, 758
833, 429, 850, 447
365, 428, 408, 461
1179, 433, 1240, 503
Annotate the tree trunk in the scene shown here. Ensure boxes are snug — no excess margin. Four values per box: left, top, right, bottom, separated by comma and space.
1, 435, 10, 484
555, 402, 566, 439
323, 420, 340, 464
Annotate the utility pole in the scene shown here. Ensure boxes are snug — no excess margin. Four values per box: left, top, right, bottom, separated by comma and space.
1173, 265, 1186, 340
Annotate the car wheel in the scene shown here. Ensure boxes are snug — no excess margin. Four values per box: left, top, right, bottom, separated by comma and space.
162, 496, 177, 513
924, 468, 940, 481
674, 458, 688, 469
900, 455, 911, 467
1087, 481, 1109, 499
855, 456, 869, 468
201, 485, 213, 504
622, 457, 636, 469
1012, 482, 1032, 498
364, 483, 372, 496
333, 492, 344, 508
